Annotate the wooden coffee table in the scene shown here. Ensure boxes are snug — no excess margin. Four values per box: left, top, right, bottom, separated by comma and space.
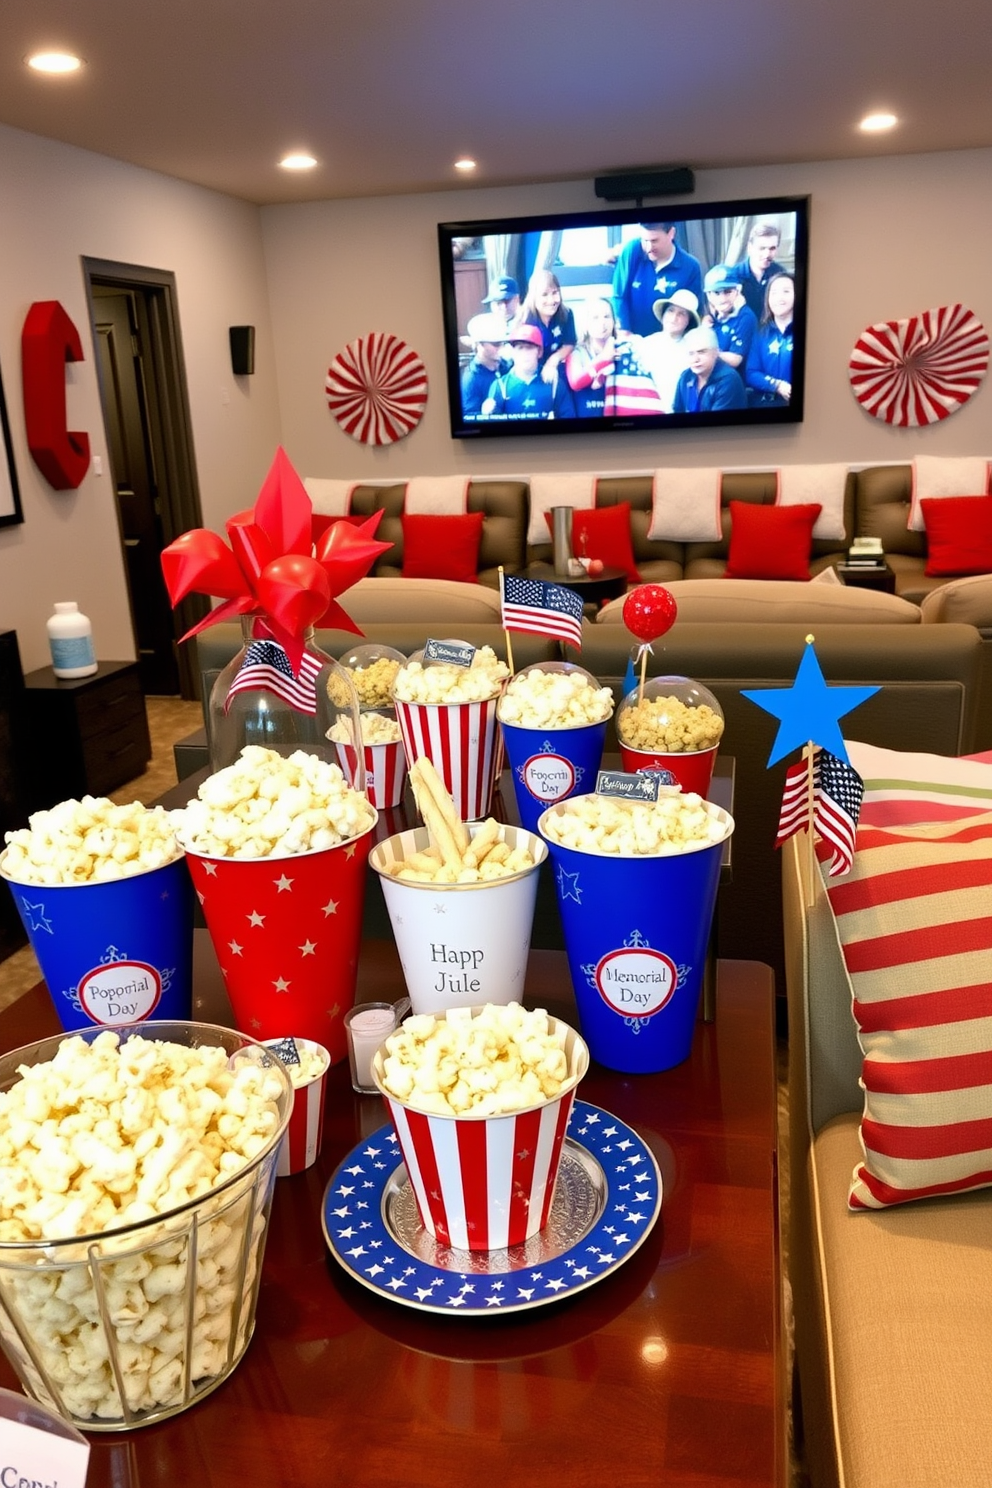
0, 945, 782, 1486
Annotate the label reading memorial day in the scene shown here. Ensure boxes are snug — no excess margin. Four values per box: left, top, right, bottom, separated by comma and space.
0, 1412, 90, 1488
595, 946, 678, 1018
596, 770, 661, 803
266, 1036, 301, 1066
423, 638, 476, 668
78, 959, 162, 1025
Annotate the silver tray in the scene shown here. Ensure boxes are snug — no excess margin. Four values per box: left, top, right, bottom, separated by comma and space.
322, 1100, 662, 1315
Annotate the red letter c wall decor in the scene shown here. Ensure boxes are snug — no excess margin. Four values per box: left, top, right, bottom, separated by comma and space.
22, 300, 91, 489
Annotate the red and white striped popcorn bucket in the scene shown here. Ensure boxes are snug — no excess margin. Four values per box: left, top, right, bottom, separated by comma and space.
393, 695, 501, 822
334, 738, 408, 809
264, 1037, 330, 1175
372, 1009, 589, 1251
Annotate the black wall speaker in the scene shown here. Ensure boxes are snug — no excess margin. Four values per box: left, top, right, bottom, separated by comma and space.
229, 325, 255, 376
593, 167, 695, 203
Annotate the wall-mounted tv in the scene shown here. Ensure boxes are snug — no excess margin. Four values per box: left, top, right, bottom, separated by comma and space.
438, 194, 809, 440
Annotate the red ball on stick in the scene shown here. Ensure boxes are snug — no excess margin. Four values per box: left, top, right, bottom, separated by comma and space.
622, 584, 678, 642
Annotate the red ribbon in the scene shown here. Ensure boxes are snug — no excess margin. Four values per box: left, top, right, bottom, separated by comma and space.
161, 447, 392, 672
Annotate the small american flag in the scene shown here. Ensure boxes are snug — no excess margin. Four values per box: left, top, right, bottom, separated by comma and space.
500, 574, 584, 650
224, 640, 323, 715
775, 746, 864, 876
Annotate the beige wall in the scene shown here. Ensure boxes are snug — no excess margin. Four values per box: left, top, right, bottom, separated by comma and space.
0, 123, 281, 673
261, 146, 992, 482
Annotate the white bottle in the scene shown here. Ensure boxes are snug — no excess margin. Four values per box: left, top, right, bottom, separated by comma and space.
47, 602, 97, 678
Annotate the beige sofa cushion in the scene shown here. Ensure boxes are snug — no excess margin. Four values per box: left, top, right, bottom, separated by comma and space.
811, 1115, 992, 1488
595, 579, 921, 626
920, 573, 992, 628
340, 577, 503, 625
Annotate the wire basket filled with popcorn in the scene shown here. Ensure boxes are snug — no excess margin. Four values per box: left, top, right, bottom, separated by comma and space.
539, 790, 734, 1073
392, 641, 510, 821
372, 1003, 589, 1251
175, 747, 377, 1061
616, 676, 724, 798
0, 1021, 294, 1431
0, 798, 193, 1034
497, 662, 614, 834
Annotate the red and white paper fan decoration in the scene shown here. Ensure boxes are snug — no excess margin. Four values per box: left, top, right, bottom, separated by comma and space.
325, 332, 428, 445
849, 303, 989, 426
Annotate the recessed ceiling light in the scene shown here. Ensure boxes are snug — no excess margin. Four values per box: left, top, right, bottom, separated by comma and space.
279, 153, 318, 171
454, 158, 477, 172
859, 112, 898, 133
27, 51, 83, 74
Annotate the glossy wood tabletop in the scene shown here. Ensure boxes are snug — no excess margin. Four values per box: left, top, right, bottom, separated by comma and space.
0, 946, 782, 1488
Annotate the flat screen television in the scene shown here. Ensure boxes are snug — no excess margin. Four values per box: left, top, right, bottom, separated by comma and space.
438, 194, 809, 440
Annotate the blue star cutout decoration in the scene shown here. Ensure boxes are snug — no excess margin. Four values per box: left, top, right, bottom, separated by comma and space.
742, 640, 879, 767
556, 866, 582, 904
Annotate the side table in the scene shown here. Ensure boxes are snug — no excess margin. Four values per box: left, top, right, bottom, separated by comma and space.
22, 660, 151, 807
836, 561, 896, 593
527, 562, 627, 608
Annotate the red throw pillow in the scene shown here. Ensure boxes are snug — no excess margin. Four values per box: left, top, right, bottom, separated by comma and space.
724, 501, 821, 581
545, 502, 640, 583
401, 511, 484, 583
921, 495, 992, 576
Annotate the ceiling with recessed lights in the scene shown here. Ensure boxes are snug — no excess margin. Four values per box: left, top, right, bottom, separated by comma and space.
2, 0, 991, 205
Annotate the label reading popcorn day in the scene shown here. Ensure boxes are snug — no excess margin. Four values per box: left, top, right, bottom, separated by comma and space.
523, 751, 576, 803
78, 959, 162, 1025
423, 638, 476, 668
595, 947, 678, 1017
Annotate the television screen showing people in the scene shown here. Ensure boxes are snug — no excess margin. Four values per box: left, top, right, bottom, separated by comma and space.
443, 199, 806, 435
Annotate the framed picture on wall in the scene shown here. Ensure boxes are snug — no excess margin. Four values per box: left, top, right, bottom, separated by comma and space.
0, 356, 22, 528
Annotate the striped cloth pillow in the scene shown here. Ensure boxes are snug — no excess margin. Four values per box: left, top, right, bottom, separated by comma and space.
846, 740, 992, 828
824, 810, 992, 1209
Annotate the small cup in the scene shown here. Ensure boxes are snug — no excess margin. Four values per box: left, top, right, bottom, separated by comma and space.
345, 1000, 411, 1095
263, 1037, 331, 1175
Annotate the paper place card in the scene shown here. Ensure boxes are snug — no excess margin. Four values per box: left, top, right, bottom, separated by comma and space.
424, 638, 475, 668
266, 1036, 301, 1066
0, 1415, 90, 1488
596, 770, 661, 802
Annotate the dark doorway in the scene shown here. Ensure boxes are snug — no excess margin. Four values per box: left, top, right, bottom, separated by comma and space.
82, 259, 208, 699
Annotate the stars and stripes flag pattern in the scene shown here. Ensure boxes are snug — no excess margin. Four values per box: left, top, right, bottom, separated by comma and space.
224, 640, 323, 715
500, 574, 584, 650
775, 746, 864, 876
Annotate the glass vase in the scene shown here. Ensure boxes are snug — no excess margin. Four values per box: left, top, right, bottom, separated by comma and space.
208, 617, 364, 791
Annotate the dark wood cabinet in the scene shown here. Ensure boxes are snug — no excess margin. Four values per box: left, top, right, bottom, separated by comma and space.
22, 661, 151, 807
0, 631, 31, 958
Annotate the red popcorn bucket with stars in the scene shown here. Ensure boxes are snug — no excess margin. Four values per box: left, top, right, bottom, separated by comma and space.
372, 1007, 589, 1251
333, 738, 408, 810
394, 696, 501, 822
184, 822, 376, 1064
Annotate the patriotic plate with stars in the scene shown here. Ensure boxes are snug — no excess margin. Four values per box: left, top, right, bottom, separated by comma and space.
321, 1101, 661, 1315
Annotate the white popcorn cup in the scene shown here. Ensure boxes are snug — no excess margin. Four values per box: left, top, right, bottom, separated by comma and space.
394, 695, 502, 821
369, 824, 547, 1015
372, 1006, 589, 1251
263, 1037, 330, 1175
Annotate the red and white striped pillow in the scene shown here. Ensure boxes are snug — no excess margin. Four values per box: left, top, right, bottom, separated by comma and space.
825, 810, 992, 1209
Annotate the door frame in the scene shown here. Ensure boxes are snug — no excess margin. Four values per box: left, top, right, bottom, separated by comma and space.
81, 257, 207, 700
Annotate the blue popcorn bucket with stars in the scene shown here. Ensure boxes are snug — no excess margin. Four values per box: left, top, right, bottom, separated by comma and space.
499, 719, 609, 835
538, 798, 734, 1072
0, 852, 194, 1033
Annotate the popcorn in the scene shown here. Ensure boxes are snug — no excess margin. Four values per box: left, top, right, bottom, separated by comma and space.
0, 1030, 289, 1421
379, 1003, 570, 1116
392, 646, 510, 705
2, 797, 181, 887
541, 790, 729, 856
498, 667, 614, 730
327, 711, 402, 746
177, 745, 376, 859
325, 656, 401, 711
617, 693, 724, 753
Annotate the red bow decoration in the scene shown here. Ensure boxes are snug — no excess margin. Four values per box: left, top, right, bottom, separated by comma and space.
161, 448, 392, 671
